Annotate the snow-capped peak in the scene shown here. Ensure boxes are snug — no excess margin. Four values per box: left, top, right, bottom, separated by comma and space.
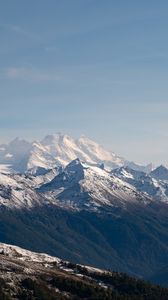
113, 166, 168, 203
65, 158, 88, 172
41, 133, 72, 146
77, 135, 124, 168
40, 161, 152, 210
0, 133, 156, 174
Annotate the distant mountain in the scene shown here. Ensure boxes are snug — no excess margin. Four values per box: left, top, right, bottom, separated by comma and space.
112, 166, 168, 202
150, 165, 168, 181
124, 160, 153, 173
0, 172, 51, 209
0, 133, 151, 173
0, 159, 151, 211
40, 134, 124, 168
40, 158, 152, 210
0, 137, 32, 172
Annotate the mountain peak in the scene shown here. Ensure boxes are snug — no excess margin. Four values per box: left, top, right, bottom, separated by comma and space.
8, 137, 31, 148
41, 133, 72, 145
67, 157, 82, 166
150, 165, 168, 181
79, 135, 98, 144
157, 164, 168, 171
0, 133, 157, 174
65, 158, 88, 175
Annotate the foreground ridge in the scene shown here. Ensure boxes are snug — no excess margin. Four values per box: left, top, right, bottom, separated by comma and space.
0, 243, 167, 300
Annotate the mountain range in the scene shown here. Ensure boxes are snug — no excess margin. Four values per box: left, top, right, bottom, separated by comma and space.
0, 133, 168, 286
0, 133, 152, 173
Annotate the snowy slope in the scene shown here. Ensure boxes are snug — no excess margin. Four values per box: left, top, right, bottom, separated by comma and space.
40, 159, 152, 210
112, 166, 168, 203
0, 242, 104, 273
0, 133, 151, 173
26, 167, 60, 188
0, 160, 153, 211
0, 242, 60, 264
0, 164, 12, 174
0, 172, 51, 208
27, 141, 58, 170
0, 242, 122, 299
40, 133, 125, 168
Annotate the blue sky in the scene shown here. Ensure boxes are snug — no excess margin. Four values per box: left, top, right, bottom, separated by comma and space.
0, 0, 168, 165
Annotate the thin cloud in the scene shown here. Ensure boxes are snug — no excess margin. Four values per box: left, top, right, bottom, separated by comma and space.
4, 67, 60, 83
10, 25, 40, 40
0, 23, 40, 41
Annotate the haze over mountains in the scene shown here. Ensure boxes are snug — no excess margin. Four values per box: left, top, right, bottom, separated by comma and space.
0, 133, 168, 285
0, 133, 153, 173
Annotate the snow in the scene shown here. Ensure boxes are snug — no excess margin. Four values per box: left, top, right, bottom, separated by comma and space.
78, 135, 123, 166
0, 164, 12, 174
0, 133, 151, 173
40, 158, 152, 211
0, 133, 167, 210
0, 243, 60, 264
5, 153, 13, 158
0, 156, 164, 211
0, 172, 52, 209
82, 265, 105, 273
0, 242, 109, 288
0, 242, 106, 277
120, 169, 134, 179
0, 173, 16, 186
112, 166, 168, 203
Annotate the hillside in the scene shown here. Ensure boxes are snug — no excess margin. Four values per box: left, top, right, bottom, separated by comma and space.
0, 243, 168, 300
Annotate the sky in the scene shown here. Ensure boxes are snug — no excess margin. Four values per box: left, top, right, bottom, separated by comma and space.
0, 0, 168, 165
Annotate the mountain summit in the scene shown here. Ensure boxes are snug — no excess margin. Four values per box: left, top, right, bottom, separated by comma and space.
0, 133, 151, 173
